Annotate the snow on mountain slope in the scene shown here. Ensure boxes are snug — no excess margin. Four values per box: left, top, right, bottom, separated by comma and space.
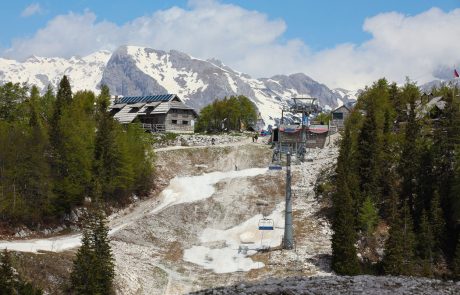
0, 45, 351, 126
0, 51, 111, 92
101, 46, 349, 126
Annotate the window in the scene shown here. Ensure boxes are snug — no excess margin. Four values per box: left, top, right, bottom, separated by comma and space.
182, 120, 188, 125
172, 120, 178, 124
129, 107, 139, 113
332, 112, 343, 120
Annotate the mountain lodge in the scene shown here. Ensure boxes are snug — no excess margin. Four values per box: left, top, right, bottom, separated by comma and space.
109, 94, 198, 133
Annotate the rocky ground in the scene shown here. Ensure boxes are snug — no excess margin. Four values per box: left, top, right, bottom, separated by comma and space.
3, 133, 460, 295
153, 133, 252, 149
188, 275, 460, 295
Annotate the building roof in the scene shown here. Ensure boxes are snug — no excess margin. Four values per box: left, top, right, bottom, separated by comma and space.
416, 96, 445, 119
110, 94, 198, 123
116, 94, 177, 104
332, 104, 351, 113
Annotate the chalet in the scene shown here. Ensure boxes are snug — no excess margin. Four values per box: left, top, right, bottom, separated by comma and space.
109, 94, 198, 133
331, 105, 352, 130
415, 96, 445, 119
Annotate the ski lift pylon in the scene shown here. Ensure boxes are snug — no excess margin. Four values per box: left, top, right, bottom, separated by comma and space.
258, 218, 274, 230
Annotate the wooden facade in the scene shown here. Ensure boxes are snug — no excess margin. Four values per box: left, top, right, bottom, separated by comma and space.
110, 94, 198, 133
331, 105, 351, 130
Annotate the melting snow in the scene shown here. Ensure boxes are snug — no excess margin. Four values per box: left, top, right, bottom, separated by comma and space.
0, 167, 267, 253
184, 203, 285, 273
151, 168, 267, 214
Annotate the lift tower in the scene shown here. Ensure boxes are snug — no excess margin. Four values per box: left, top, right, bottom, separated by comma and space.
283, 152, 294, 249
272, 97, 321, 250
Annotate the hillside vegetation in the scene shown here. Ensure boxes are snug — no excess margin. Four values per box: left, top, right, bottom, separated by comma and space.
330, 79, 460, 278
0, 77, 154, 227
195, 95, 257, 132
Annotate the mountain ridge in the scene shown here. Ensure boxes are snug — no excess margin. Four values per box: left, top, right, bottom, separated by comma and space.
1, 45, 355, 125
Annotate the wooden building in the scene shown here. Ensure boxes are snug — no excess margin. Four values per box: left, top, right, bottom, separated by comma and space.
331, 105, 352, 130
109, 94, 198, 133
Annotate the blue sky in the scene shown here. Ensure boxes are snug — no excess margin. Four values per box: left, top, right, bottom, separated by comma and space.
1, 0, 460, 88
2, 0, 458, 50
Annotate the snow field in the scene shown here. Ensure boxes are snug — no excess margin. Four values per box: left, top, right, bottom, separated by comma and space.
0, 167, 267, 253
151, 168, 267, 214
183, 203, 286, 273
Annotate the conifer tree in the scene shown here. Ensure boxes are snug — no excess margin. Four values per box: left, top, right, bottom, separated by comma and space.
358, 196, 379, 237
71, 226, 98, 294
70, 206, 114, 294
39, 84, 55, 124
0, 249, 15, 293
52, 90, 95, 212
383, 201, 416, 275
417, 210, 434, 276
20, 86, 54, 222
94, 85, 119, 199
331, 127, 360, 275
92, 208, 115, 293
399, 83, 420, 216
50, 75, 72, 149
357, 105, 379, 205
430, 190, 445, 257
0, 249, 42, 294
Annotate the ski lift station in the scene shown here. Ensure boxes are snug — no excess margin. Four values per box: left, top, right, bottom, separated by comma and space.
271, 97, 328, 163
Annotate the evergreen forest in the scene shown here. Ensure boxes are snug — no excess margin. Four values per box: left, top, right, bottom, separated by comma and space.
0, 76, 155, 227
330, 79, 460, 279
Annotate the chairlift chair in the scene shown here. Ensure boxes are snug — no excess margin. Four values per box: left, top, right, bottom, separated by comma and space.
268, 164, 282, 170
258, 218, 274, 230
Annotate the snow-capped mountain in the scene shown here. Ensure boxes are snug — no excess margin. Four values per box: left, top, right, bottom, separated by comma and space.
101, 46, 350, 124
0, 51, 111, 91
0, 45, 351, 125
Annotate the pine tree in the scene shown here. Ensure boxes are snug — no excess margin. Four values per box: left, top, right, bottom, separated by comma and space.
430, 190, 445, 257
383, 201, 416, 275
40, 84, 55, 123
357, 104, 379, 205
331, 127, 360, 275
19, 86, 54, 222
0, 249, 42, 294
92, 208, 115, 294
71, 227, 98, 294
70, 207, 114, 294
417, 210, 434, 276
52, 90, 95, 212
399, 83, 420, 217
358, 196, 379, 237
50, 76, 72, 150
94, 85, 121, 200
0, 249, 15, 293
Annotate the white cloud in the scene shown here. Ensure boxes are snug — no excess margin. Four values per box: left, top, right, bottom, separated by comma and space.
5, 1, 460, 89
21, 3, 42, 17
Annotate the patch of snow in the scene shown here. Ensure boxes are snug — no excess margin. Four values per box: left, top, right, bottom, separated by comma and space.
184, 203, 285, 273
336, 98, 343, 107
151, 168, 267, 214
224, 72, 238, 93
126, 46, 206, 100
0, 234, 81, 253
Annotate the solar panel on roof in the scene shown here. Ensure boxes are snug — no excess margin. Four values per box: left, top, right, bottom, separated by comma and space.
118, 94, 176, 104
